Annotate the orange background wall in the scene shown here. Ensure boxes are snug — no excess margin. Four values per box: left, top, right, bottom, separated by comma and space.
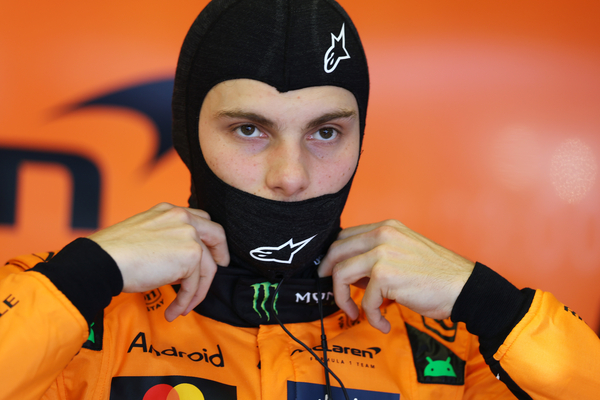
1, 1, 599, 330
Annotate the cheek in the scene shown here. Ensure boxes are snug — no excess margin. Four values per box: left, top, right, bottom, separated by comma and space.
315, 148, 358, 193
204, 145, 264, 191
199, 124, 268, 193
200, 127, 240, 185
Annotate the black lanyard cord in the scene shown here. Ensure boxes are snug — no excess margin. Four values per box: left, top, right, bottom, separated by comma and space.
317, 274, 332, 399
272, 277, 350, 400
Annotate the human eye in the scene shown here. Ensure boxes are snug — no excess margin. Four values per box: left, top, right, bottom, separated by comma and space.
311, 127, 338, 141
234, 124, 263, 138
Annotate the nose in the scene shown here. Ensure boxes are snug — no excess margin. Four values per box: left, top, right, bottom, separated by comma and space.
265, 140, 309, 200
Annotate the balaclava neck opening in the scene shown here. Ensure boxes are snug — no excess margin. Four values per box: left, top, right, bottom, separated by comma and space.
172, 0, 369, 281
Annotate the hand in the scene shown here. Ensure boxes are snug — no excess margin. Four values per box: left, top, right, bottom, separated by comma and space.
318, 220, 474, 333
88, 202, 229, 322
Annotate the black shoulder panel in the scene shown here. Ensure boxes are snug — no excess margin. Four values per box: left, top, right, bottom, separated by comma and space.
405, 322, 466, 386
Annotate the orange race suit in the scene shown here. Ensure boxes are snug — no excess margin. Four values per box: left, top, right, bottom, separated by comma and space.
1, 238, 599, 399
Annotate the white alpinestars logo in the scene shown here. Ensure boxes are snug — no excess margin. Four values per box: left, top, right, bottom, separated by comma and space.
249, 235, 317, 264
324, 23, 351, 73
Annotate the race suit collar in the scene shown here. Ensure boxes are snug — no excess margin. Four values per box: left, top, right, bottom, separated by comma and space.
187, 265, 339, 327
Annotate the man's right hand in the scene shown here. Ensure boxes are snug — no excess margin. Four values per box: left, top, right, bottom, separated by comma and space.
87, 202, 229, 322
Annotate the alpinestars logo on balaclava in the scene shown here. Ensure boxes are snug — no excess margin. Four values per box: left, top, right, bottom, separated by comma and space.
172, 0, 369, 280
250, 236, 316, 264
324, 23, 351, 73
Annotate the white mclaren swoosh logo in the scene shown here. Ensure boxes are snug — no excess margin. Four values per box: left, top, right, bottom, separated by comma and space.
249, 235, 317, 264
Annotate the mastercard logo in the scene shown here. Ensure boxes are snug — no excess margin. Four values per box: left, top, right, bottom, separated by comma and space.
142, 383, 205, 400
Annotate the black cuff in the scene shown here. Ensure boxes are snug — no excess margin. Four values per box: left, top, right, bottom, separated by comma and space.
29, 238, 123, 325
451, 262, 535, 360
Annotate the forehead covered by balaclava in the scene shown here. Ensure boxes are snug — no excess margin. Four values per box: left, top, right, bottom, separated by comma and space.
172, 0, 369, 183
171, 0, 369, 280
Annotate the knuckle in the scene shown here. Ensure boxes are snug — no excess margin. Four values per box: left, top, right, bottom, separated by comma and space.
214, 223, 226, 239
177, 283, 194, 296
360, 297, 370, 310
204, 261, 218, 275
361, 300, 378, 319
331, 262, 346, 282
154, 202, 174, 211
372, 243, 391, 260
191, 209, 211, 221
373, 224, 399, 241
166, 206, 189, 220
382, 219, 402, 229
195, 209, 211, 220
370, 261, 385, 281
200, 223, 226, 246
180, 223, 199, 239
325, 243, 341, 262
182, 241, 203, 265
329, 238, 342, 249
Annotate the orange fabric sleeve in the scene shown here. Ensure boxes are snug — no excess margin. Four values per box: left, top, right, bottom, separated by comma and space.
0, 258, 89, 400
494, 290, 600, 399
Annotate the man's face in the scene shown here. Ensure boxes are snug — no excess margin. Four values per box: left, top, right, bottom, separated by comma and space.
198, 79, 360, 202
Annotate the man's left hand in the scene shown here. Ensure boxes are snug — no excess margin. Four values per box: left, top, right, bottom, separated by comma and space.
318, 220, 474, 333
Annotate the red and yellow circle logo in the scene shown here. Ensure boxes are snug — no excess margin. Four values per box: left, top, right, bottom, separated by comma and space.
143, 383, 205, 400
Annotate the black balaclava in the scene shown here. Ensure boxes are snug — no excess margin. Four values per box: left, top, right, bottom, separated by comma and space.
172, 0, 369, 281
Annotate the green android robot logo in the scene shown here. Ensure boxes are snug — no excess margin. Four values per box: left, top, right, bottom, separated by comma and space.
424, 357, 456, 378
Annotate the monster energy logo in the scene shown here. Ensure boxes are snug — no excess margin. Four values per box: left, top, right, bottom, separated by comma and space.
251, 282, 279, 320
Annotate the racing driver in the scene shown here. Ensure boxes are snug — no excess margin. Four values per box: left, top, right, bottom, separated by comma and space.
1, 0, 599, 399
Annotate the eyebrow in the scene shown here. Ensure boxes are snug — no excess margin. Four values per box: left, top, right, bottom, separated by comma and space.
215, 108, 357, 132
303, 109, 357, 131
215, 110, 278, 130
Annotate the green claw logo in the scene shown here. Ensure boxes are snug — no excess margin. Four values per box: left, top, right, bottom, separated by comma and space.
424, 357, 456, 377
251, 282, 279, 320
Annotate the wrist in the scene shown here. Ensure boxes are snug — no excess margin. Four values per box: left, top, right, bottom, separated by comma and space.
29, 238, 123, 324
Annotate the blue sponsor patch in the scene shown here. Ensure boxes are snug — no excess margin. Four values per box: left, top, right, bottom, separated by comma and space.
287, 381, 399, 399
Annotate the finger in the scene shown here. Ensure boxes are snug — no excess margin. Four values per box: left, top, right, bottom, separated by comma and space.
185, 207, 211, 221
186, 213, 230, 267
335, 222, 380, 241
361, 278, 391, 334
333, 277, 359, 320
182, 275, 212, 316
319, 229, 381, 277
164, 241, 218, 321
164, 266, 201, 322
331, 252, 375, 319
336, 219, 404, 241
163, 239, 205, 321
182, 247, 218, 315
